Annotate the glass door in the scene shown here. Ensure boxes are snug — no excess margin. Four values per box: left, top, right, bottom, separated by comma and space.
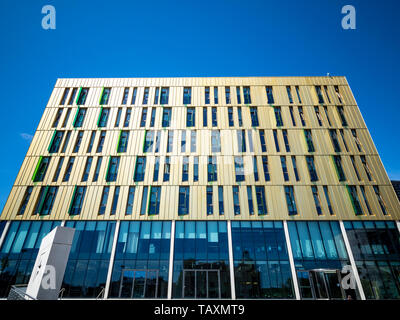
182, 269, 221, 299
119, 269, 159, 299
298, 269, 346, 300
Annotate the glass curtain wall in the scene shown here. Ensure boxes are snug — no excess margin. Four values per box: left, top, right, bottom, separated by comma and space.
231, 221, 294, 299
172, 221, 231, 299
344, 221, 400, 299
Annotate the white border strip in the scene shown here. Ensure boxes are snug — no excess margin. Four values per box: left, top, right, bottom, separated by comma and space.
167, 220, 175, 300
104, 220, 120, 299
227, 220, 236, 300
283, 220, 300, 300
0, 221, 10, 250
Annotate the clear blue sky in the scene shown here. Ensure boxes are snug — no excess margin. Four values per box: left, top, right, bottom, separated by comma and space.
0, 0, 399, 212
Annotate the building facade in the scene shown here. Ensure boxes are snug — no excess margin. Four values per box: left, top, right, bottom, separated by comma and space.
392, 180, 400, 202
0, 76, 399, 300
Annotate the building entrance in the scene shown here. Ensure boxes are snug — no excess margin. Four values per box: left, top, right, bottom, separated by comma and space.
118, 269, 159, 298
182, 269, 221, 298
297, 269, 348, 300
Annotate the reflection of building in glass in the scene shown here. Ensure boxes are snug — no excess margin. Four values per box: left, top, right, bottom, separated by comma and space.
0, 77, 400, 300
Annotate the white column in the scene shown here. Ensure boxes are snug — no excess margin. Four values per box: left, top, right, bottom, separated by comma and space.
397, 221, 400, 234
60, 220, 65, 227
167, 220, 175, 300
283, 220, 300, 300
227, 220, 236, 300
339, 221, 366, 300
0, 221, 11, 250
104, 220, 120, 299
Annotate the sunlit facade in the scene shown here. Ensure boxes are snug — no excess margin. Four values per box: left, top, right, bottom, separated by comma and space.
0, 77, 399, 300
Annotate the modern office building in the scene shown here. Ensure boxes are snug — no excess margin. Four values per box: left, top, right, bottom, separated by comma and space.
0, 77, 399, 300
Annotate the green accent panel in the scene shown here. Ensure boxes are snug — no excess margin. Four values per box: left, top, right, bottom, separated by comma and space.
97, 106, 103, 127
105, 156, 112, 182
32, 156, 43, 181
68, 186, 77, 214
37, 186, 49, 215
346, 185, 359, 216
75, 87, 82, 105
116, 130, 122, 153
142, 130, 147, 153
47, 130, 57, 153
331, 156, 341, 182
99, 87, 105, 105
72, 106, 80, 127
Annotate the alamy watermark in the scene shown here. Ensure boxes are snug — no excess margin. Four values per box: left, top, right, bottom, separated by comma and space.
41, 5, 56, 30
342, 5, 356, 30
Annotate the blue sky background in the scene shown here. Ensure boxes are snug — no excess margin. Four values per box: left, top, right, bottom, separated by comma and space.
0, 0, 399, 212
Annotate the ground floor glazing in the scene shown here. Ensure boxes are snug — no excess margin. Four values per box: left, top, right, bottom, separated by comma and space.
0, 219, 399, 300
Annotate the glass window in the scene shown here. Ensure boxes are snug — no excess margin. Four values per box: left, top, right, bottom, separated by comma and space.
205, 87, 210, 105
315, 86, 324, 104
60, 88, 70, 105
289, 106, 296, 126
18, 186, 34, 215
236, 86, 241, 104
314, 106, 323, 126
323, 186, 334, 215
274, 107, 283, 127
98, 186, 110, 215
333, 155, 346, 181
323, 106, 332, 126
183, 87, 191, 104
337, 106, 348, 126
259, 130, 267, 152
225, 87, 231, 104
291, 156, 300, 181
351, 129, 363, 152
243, 86, 251, 104
295, 86, 302, 104
329, 129, 341, 152
106, 156, 120, 182
124, 108, 131, 127
62, 157, 75, 182
360, 155, 373, 181
193, 156, 198, 182
178, 186, 190, 215
207, 156, 217, 182
62, 108, 71, 127
68, 88, 77, 105
162, 107, 171, 127
265, 86, 274, 104
250, 107, 259, 126
73, 131, 84, 153
282, 129, 290, 152
203, 107, 207, 127
134, 156, 146, 182
304, 129, 315, 152
262, 156, 270, 181
52, 156, 64, 182
247, 186, 254, 215
306, 156, 318, 182
93, 157, 102, 182
212, 107, 217, 127
228, 107, 234, 127
115, 108, 122, 127
69, 186, 86, 215
97, 131, 106, 153
52, 108, 63, 128
237, 106, 243, 126
234, 156, 245, 182
148, 186, 161, 215
144, 130, 155, 153
347, 185, 363, 215
153, 157, 160, 182
110, 186, 120, 215
166, 130, 173, 153
182, 156, 189, 182
211, 130, 221, 153
100, 87, 111, 105
122, 87, 129, 105
285, 186, 297, 215
186, 107, 195, 127
273, 130, 280, 152
334, 86, 343, 104
214, 87, 218, 104
311, 186, 322, 215
237, 130, 246, 152
125, 186, 136, 215
160, 87, 169, 104
163, 156, 170, 182
255, 186, 267, 215
98, 108, 110, 127
49, 130, 64, 153
286, 86, 293, 104
81, 156, 93, 182
373, 185, 388, 215
323, 86, 331, 103
233, 186, 240, 215
218, 186, 224, 215
142, 87, 149, 105
154, 87, 160, 105
131, 87, 137, 104
281, 156, 289, 181
117, 131, 129, 153
298, 106, 306, 126
74, 108, 87, 127
140, 107, 148, 127
206, 186, 213, 215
